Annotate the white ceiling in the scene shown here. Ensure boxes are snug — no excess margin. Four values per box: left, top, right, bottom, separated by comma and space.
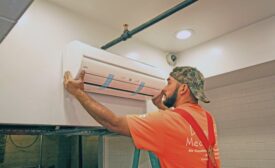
49, 0, 275, 52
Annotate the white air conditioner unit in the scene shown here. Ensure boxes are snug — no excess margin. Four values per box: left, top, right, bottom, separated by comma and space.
63, 41, 166, 101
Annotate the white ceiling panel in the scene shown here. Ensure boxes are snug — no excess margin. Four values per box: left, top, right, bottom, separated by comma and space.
0, 0, 33, 43
49, 0, 275, 52
0, 18, 14, 43
0, 0, 33, 20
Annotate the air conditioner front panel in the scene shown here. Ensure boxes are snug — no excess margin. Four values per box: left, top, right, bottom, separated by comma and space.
82, 57, 164, 89
84, 73, 160, 99
81, 56, 165, 100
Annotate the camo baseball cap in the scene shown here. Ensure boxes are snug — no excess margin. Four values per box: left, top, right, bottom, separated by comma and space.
170, 66, 210, 103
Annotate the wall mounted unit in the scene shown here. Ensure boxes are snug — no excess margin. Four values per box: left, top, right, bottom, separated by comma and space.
63, 41, 166, 101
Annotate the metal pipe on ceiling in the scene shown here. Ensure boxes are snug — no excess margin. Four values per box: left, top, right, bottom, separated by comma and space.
101, 0, 198, 50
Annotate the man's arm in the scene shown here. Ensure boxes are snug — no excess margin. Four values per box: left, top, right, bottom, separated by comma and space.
64, 70, 131, 136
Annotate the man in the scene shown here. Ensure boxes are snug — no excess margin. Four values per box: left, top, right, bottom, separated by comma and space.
64, 66, 221, 168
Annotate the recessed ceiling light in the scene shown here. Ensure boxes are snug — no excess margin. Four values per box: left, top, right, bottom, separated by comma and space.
176, 29, 193, 40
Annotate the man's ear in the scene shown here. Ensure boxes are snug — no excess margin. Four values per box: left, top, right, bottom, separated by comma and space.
179, 84, 188, 95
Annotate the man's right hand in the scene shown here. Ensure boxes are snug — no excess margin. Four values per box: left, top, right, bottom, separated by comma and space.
152, 90, 168, 110
64, 70, 85, 97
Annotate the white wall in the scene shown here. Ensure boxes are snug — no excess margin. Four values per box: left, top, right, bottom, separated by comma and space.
0, 0, 170, 126
176, 16, 275, 78
204, 74, 275, 168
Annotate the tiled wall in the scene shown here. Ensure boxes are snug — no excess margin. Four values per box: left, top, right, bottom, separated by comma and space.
203, 75, 275, 168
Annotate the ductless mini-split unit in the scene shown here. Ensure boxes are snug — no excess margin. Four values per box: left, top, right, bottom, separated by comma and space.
63, 41, 166, 100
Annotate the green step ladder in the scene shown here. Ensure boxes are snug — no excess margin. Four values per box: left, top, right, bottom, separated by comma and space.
132, 147, 161, 168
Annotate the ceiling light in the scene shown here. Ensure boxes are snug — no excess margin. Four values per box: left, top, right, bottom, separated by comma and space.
176, 29, 193, 40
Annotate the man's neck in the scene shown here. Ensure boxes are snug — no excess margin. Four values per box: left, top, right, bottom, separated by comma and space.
174, 98, 198, 108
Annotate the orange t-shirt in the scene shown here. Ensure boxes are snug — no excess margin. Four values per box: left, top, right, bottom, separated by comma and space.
127, 103, 221, 168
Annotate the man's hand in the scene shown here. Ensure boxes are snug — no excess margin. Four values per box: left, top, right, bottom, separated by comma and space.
152, 90, 168, 110
64, 70, 85, 96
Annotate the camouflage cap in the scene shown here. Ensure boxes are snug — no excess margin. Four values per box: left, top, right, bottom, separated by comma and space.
170, 66, 210, 103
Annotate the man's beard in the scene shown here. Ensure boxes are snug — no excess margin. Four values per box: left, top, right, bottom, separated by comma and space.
163, 87, 178, 108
